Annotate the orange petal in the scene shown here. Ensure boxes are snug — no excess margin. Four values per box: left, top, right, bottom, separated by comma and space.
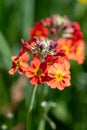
9, 68, 17, 75
20, 52, 30, 62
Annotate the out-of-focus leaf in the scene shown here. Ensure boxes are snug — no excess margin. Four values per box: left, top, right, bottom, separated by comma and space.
25, 81, 33, 106
52, 100, 72, 123
38, 118, 45, 130
0, 31, 12, 69
0, 72, 9, 112
74, 3, 87, 18
6, 0, 23, 44
76, 71, 87, 90
50, 0, 74, 19
22, 0, 35, 39
34, 0, 51, 22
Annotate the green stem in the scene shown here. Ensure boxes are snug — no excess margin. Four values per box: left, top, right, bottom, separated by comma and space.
26, 85, 37, 130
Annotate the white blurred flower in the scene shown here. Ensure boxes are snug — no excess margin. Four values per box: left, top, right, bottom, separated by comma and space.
7, 112, 14, 119
41, 101, 47, 107
1, 124, 7, 130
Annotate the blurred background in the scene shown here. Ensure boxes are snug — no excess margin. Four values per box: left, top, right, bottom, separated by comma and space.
0, 0, 87, 130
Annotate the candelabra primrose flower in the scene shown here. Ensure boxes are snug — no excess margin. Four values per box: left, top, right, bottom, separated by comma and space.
9, 52, 30, 75
47, 62, 70, 90
26, 58, 47, 86
9, 14, 85, 90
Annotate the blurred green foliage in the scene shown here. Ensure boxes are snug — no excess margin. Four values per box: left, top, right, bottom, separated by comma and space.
0, 0, 87, 130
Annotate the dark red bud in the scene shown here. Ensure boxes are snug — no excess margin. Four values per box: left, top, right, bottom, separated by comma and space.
50, 28, 56, 34
57, 49, 66, 56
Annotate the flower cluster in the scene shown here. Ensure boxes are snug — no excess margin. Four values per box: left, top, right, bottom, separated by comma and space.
9, 14, 85, 90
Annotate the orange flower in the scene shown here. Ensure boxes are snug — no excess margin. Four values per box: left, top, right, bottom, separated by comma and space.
75, 40, 85, 64
56, 38, 72, 58
26, 58, 47, 86
30, 22, 48, 39
9, 52, 30, 75
56, 38, 85, 64
47, 63, 71, 90
56, 38, 77, 61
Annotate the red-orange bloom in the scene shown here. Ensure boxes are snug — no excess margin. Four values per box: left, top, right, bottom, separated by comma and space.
47, 63, 71, 90
30, 22, 48, 39
56, 38, 85, 64
56, 38, 73, 59
9, 52, 30, 75
74, 40, 85, 64
26, 58, 47, 86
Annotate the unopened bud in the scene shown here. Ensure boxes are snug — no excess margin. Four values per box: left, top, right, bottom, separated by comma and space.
50, 28, 56, 34
50, 42, 57, 48
57, 49, 66, 56
33, 36, 38, 42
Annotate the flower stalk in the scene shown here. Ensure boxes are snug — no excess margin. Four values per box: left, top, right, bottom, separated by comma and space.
26, 85, 37, 130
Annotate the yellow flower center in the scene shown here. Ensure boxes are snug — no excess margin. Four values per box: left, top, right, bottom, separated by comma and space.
36, 31, 41, 36
34, 68, 42, 77
16, 60, 21, 68
62, 46, 69, 55
55, 71, 63, 82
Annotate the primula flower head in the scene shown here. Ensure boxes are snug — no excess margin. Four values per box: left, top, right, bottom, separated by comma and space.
9, 14, 85, 90
26, 58, 47, 86
47, 63, 71, 90
9, 52, 30, 75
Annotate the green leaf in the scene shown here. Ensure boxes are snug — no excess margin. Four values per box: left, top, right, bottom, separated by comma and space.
21, 0, 35, 39
0, 31, 12, 70
0, 72, 9, 112
25, 81, 33, 106
74, 3, 87, 19
52, 100, 72, 123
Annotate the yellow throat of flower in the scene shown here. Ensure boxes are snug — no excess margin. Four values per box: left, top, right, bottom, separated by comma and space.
55, 71, 63, 82
16, 60, 21, 68
34, 68, 42, 77
36, 31, 41, 36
